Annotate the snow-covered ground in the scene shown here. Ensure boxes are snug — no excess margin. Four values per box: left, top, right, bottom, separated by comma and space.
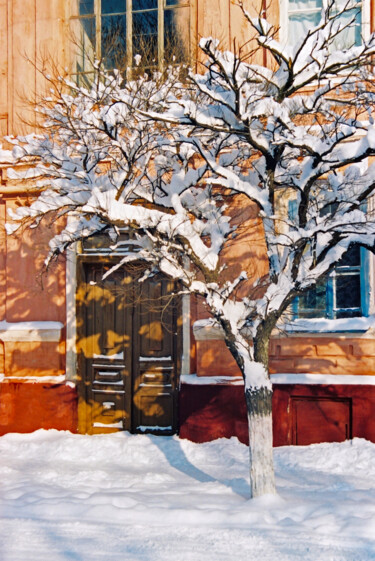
0, 431, 374, 561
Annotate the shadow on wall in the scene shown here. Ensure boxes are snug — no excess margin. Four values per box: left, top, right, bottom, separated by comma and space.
0, 206, 76, 435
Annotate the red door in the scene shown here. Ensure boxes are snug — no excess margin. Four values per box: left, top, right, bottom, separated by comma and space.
291, 396, 352, 445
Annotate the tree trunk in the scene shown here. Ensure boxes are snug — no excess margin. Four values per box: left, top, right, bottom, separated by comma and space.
245, 384, 275, 497
246, 320, 276, 497
219, 317, 276, 497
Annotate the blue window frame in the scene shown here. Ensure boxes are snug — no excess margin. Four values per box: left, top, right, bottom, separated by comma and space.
294, 245, 367, 319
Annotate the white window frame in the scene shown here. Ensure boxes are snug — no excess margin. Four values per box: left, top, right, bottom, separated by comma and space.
279, 0, 370, 47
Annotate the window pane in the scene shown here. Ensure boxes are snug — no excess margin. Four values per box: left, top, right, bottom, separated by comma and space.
102, 0, 126, 14
80, 17, 96, 48
79, 0, 94, 15
133, 0, 158, 10
289, 11, 322, 42
338, 245, 361, 268
298, 279, 327, 318
133, 11, 158, 63
336, 273, 361, 310
166, 0, 184, 5
71, 16, 96, 76
164, 7, 189, 63
76, 72, 95, 87
332, 7, 362, 49
288, 199, 298, 221
102, 15, 127, 69
289, 0, 322, 10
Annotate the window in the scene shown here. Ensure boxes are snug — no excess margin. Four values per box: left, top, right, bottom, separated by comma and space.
288, 200, 369, 319
279, 0, 369, 49
296, 245, 365, 319
70, 0, 190, 84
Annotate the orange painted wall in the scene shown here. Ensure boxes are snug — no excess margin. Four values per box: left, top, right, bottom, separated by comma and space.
0, 382, 77, 435
0, 194, 67, 382
194, 335, 375, 378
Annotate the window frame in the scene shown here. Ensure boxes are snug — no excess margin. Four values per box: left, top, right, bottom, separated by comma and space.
279, 0, 370, 47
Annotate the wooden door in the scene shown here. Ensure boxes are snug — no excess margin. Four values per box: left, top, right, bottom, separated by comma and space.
133, 275, 178, 434
291, 397, 352, 445
78, 263, 179, 435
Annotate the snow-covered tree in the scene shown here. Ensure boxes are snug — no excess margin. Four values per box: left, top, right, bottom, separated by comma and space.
3, 1, 375, 497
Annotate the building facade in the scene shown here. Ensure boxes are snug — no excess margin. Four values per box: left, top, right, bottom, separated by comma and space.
1, 0, 375, 446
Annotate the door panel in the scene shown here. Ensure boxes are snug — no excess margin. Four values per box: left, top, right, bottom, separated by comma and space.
79, 263, 179, 434
133, 276, 178, 434
83, 264, 132, 434
291, 397, 352, 445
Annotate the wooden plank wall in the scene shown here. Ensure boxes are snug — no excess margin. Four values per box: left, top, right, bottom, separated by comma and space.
0, 0, 67, 137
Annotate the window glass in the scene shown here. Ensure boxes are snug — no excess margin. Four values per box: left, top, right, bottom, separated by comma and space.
288, 0, 322, 9
164, 6, 188, 63
289, 11, 322, 41
296, 246, 363, 319
332, 6, 362, 49
298, 278, 327, 318
133, 0, 158, 10
287, 0, 362, 48
102, 14, 127, 68
133, 10, 158, 63
102, 0, 126, 14
336, 273, 361, 312
337, 245, 360, 268
71, 14, 96, 79
79, 0, 94, 15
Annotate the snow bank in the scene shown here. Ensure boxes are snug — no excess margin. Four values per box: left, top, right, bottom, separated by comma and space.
0, 430, 375, 560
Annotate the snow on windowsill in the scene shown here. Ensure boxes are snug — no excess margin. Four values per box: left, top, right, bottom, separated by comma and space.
180, 374, 244, 386
271, 373, 375, 385
0, 321, 64, 342
193, 316, 375, 341
282, 316, 375, 335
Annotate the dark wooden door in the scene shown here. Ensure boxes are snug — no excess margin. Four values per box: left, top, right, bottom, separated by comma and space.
133, 275, 178, 433
291, 397, 352, 445
79, 263, 179, 434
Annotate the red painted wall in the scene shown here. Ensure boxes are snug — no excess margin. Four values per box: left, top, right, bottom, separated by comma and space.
179, 382, 375, 446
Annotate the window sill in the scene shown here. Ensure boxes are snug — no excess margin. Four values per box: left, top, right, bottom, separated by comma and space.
193, 316, 375, 341
0, 321, 63, 342
282, 316, 375, 336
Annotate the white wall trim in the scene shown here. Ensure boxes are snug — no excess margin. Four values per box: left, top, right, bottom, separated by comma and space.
65, 245, 77, 382
0, 321, 63, 342
181, 293, 191, 376
271, 373, 375, 385
180, 373, 375, 386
